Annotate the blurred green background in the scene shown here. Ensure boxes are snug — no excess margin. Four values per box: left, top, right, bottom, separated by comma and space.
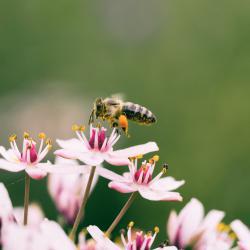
1, 0, 250, 245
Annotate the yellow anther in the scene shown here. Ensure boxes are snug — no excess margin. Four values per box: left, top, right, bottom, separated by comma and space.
9, 134, 17, 142
79, 125, 85, 132
154, 226, 160, 233
147, 231, 152, 236
128, 221, 134, 228
23, 132, 30, 139
229, 232, 237, 240
46, 138, 52, 146
152, 155, 160, 162
136, 154, 143, 159
72, 124, 80, 131
217, 223, 231, 233
39, 132, 46, 139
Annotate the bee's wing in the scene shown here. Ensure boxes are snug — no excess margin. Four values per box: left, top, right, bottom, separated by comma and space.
110, 93, 125, 102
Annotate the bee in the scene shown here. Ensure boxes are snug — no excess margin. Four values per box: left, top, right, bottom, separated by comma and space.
89, 96, 157, 135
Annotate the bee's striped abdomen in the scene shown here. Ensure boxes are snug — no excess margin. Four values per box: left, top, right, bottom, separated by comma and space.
122, 102, 156, 124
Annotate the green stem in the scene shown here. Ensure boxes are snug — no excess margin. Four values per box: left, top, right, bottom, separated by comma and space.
105, 192, 137, 237
69, 166, 96, 241
23, 173, 30, 225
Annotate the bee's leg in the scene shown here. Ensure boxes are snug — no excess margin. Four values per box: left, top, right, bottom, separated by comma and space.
111, 121, 120, 134
88, 110, 95, 125
118, 115, 129, 137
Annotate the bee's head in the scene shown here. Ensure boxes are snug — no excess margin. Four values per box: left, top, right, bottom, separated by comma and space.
94, 98, 106, 117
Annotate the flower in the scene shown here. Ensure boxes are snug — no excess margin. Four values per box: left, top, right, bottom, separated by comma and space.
13, 203, 44, 227
0, 132, 88, 180
0, 182, 76, 250
55, 124, 159, 166
78, 231, 97, 250
167, 198, 234, 250
107, 157, 184, 201
231, 220, 250, 250
48, 157, 98, 224
2, 220, 76, 250
87, 224, 177, 250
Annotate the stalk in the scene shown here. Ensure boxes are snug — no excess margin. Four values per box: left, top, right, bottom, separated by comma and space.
69, 166, 96, 240
23, 173, 31, 225
105, 192, 137, 237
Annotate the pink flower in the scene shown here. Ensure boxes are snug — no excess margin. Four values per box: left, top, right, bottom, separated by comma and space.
48, 157, 98, 224
0, 183, 76, 250
2, 220, 76, 250
0, 132, 88, 180
78, 232, 97, 250
107, 157, 184, 201
231, 220, 250, 250
55, 125, 159, 166
87, 224, 177, 250
167, 198, 234, 250
13, 204, 44, 227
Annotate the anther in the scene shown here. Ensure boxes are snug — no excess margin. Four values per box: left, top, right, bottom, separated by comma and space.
79, 125, 85, 132
136, 154, 143, 159
9, 134, 17, 142
120, 229, 125, 235
46, 138, 52, 149
39, 132, 46, 140
162, 163, 169, 174
23, 132, 30, 139
147, 231, 152, 236
154, 226, 160, 233
128, 221, 134, 228
72, 124, 80, 131
152, 155, 159, 162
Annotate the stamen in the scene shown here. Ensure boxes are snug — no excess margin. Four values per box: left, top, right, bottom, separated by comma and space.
128, 221, 134, 228
72, 124, 80, 131
38, 132, 46, 139
9, 134, 17, 142
23, 132, 30, 139
162, 163, 169, 174
154, 226, 160, 233
45, 138, 52, 150
79, 125, 85, 132
149, 155, 159, 164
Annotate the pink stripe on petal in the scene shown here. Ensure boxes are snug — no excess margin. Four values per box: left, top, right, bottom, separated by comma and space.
25, 167, 47, 180
108, 181, 136, 193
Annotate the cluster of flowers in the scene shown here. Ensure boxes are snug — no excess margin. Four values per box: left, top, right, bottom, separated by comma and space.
0, 120, 249, 250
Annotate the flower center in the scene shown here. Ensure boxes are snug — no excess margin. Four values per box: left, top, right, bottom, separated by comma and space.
134, 165, 152, 184
88, 128, 106, 150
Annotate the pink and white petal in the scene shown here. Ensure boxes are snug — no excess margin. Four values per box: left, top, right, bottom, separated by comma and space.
112, 142, 159, 158
154, 247, 178, 250
56, 139, 87, 152
231, 220, 250, 245
78, 152, 104, 165
55, 156, 79, 166
96, 167, 125, 182
177, 198, 204, 248
25, 167, 47, 180
54, 149, 80, 160
138, 187, 183, 201
0, 183, 14, 219
104, 154, 130, 166
200, 210, 225, 231
167, 210, 179, 245
150, 177, 185, 192
39, 163, 91, 175
0, 159, 25, 172
39, 220, 76, 250
87, 225, 120, 250
108, 181, 136, 193
0, 147, 18, 162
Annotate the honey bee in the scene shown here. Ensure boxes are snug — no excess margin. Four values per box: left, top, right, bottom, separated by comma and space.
89, 96, 157, 135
